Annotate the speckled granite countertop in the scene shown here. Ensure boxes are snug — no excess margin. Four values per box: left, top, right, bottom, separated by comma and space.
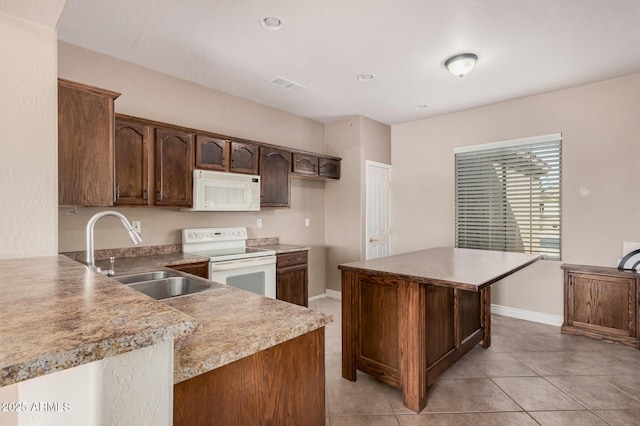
255, 243, 310, 254
339, 247, 541, 291
102, 249, 331, 384
1, 251, 331, 387
0, 255, 200, 387
164, 286, 331, 383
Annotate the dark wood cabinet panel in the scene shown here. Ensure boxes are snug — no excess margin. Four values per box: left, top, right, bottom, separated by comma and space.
292, 152, 319, 176
195, 135, 229, 171
167, 261, 209, 279
341, 268, 489, 412
230, 141, 259, 174
562, 264, 639, 347
260, 146, 291, 207
58, 79, 120, 206
114, 117, 151, 205
174, 328, 325, 426
318, 157, 341, 179
276, 251, 308, 307
154, 127, 194, 206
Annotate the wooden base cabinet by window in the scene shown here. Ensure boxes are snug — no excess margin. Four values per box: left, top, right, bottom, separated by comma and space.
561, 264, 639, 348
276, 251, 308, 307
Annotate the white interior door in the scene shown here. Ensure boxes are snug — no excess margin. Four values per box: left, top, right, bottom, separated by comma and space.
366, 161, 391, 259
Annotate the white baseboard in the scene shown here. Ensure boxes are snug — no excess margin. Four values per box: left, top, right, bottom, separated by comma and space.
491, 304, 563, 327
308, 294, 325, 302
325, 289, 342, 300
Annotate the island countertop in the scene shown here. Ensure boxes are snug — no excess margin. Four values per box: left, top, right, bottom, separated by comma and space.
339, 247, 542, 291
0, 255, 200, 387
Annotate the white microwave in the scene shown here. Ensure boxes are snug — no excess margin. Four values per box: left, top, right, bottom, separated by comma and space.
186, 170, 260, 211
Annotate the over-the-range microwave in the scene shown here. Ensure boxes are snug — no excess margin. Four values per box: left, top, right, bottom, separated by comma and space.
184, 170, 260, 211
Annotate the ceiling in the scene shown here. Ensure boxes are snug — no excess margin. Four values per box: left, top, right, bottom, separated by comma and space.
56, 0, 640, 125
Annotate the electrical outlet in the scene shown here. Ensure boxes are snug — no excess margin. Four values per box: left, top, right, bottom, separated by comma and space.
305, 218, 310, 227
257, 218, 263, 229
132, 220, 141, 234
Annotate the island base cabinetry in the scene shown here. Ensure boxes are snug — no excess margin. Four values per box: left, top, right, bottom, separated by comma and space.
174, 328, 325, 426
341, 271, 488, 413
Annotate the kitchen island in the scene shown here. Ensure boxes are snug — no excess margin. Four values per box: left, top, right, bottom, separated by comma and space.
339, 247, 541, 413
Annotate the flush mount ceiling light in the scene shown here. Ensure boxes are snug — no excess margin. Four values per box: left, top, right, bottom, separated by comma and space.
260, 16, 283, 30
357, 73, 375, 82
444, 53, 478, 78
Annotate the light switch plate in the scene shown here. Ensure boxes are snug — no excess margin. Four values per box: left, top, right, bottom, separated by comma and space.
257, 218, 263, 228
305, 218, 310, 227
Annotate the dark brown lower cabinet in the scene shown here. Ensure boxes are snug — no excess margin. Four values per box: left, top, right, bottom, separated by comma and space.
166, 261, 209, 279
174, 328, 325, 426
562, 264, 639, 347
276, 251, 308, 307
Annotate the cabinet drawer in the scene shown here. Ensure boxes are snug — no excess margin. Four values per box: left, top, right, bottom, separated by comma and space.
277, 251, 308, 268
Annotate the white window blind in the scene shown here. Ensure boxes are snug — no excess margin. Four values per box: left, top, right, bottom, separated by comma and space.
455, 134, 562, 260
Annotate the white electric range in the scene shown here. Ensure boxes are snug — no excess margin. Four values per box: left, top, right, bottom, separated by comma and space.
182, 227, 276, 298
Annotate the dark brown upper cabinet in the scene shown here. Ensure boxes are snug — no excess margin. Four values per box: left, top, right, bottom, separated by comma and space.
58, 79, 120, 206
259, 146, 291, 208
195, 135, 229, 171
318, 157, 341, 179
154, 127, 194, 206
230, 141, 259, 174
114, 116, 151, 205
292, 153, 319, 177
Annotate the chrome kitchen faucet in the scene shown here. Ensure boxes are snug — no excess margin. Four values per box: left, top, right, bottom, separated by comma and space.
85, 211, 142, 274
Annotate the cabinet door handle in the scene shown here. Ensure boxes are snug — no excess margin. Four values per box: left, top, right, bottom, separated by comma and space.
115, 183, 120, 199
143, 189, 148, 201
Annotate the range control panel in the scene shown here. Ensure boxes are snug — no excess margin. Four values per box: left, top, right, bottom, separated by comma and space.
182, 227, 248, 244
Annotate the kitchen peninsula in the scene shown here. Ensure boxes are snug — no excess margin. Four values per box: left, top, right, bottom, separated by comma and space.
339, 247, 541, 413
0, 253, 331, 425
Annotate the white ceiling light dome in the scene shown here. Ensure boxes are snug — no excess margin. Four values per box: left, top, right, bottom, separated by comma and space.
444, 53, 478, 78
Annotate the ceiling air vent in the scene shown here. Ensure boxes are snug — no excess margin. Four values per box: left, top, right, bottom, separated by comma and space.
268, 76, 306, 93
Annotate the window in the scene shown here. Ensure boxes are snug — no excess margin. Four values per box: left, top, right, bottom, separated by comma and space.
455, 134, 561, 260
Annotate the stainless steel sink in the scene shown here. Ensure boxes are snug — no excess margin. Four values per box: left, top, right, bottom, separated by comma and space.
113, 271, 212, 300
114, 270, 179, 284
128, 277, 211, 300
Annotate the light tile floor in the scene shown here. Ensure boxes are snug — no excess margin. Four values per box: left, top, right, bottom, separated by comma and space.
309, 297, 640, 426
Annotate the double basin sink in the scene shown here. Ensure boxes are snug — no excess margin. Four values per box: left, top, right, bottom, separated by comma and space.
114, 270, 212, 300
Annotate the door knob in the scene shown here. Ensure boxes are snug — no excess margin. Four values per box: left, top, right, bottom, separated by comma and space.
369, 237, 378, 243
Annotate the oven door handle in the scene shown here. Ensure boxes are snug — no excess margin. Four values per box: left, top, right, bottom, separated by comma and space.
209, 256, 276, 271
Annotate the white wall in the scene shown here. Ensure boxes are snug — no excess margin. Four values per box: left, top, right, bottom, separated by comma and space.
0, 341, 173, 426
392, 73, 640, 317
0, 12, 59, 258
324, 116, 391, 291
